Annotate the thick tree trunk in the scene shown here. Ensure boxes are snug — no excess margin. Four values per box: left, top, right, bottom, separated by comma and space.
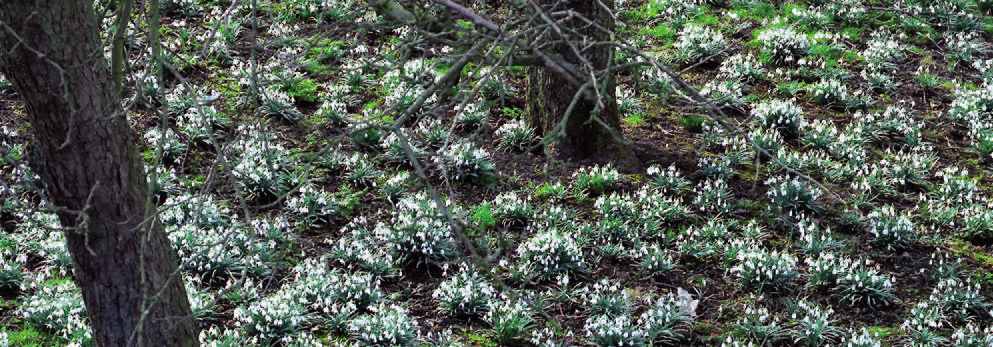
526, 0, 638, 169
0, 1, 198, 346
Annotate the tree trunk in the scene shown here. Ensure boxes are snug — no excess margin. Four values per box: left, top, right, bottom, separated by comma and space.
0, 1, 198, 346
526, 0, 638, 169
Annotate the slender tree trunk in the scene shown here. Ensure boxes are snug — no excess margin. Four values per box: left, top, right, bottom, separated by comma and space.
526, 0, 638, 169
0, 1, 198, 346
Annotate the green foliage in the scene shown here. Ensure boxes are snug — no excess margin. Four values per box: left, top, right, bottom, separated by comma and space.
281, 78, 319, 103
534, 181, 570, 201
471, 204, 496, 230
3, 324, 68, 347
501, 107, 525, 120
624, 113, 647, 127
304, 39, 344, 73
678, 114, 706, 133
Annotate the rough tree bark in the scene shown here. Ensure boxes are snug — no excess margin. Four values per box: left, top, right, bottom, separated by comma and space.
0, 1, 198, 346
526, 0, 638, 169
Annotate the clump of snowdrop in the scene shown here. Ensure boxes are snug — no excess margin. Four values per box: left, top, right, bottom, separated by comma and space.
693, 178, 734, 216
961, 204, 993, 242
435, 141, 495, 181
176, 105, 225, 145
836, 259, 896, 307
847, 165, 892, 203
752, 99, 804, 137
806, 253, 854, 290
749, 127, 785, 155
801, 119, 839, 152
374, 192, 460, 265
766, 175, 822, 214
722, 336, 760, 347
348, 121, 384, 151
640, 292, 694, 344
329, 217, 399, 277
946, 31, 988, 66
860, 32, 905, 73
584, 314, 646, 347
807, 78, 852, 107
827, 126, 868, 166
951, 324, 993, 347
676, 220, 732, 260
841, 327, 883, 347
275, 0, 355, 23
517, 227, 584, 279
616, 85, 643, 116
18, 281, 91, 345
596, 192, 639, 223
970, 125, 993, 157
169, 218, 283, 283
641, 59, 678, 101
380, 77, 430, 116
777, 149, 829, 175
645, 165, 690, 195
640, 0, 699, 26
633, 243, 677, 277
972, 59, 993, 85
433, 268, 497, 316
476, 67, 516, 101
917, 196, 961, 230
231, 124, 295, 201
487, 295, 535, 344
733, 305, 786, 344
787, 5, 830, 27
637, 187, 696, 225
259, 83, 302, 121
854, 106, 925, 149
454, 101, 489, 130
491, 191, 533, 225
315, 88, 352, 128
160, 193, 231, 229
883, 150, 935, 188
732, 247, 799, 293
348, 304, 420, 346
701, 79, 747, 108
286, 257, 382, 315
946, 84, 993, 125
580, 279, 632, 317
757, 26, 812, 64
343, 152, 382, 187
495, 119, 539, 152
788, 299, 843, 346
144, 127, 187, 166
797, 217, 842, 257
380, 130, 423, 164
572, 164, 623, 197
184, 277, 217, 323
15, 212, 73, 276
674, 24, 728, 62
827, 0, 869, 23
867, 205, 916, 251
286, 183, 343, 226
198, 325, 248, 347
719, 53, 766, 83
929, 277, 990, 322
900, 301, 949, 346
381, 171, 413, 203
412, 117, 450, 149
697, 153, 738, 178
0, 251, 23, 292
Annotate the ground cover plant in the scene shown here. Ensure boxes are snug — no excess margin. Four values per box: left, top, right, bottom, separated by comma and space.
4, 0, 993, 346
